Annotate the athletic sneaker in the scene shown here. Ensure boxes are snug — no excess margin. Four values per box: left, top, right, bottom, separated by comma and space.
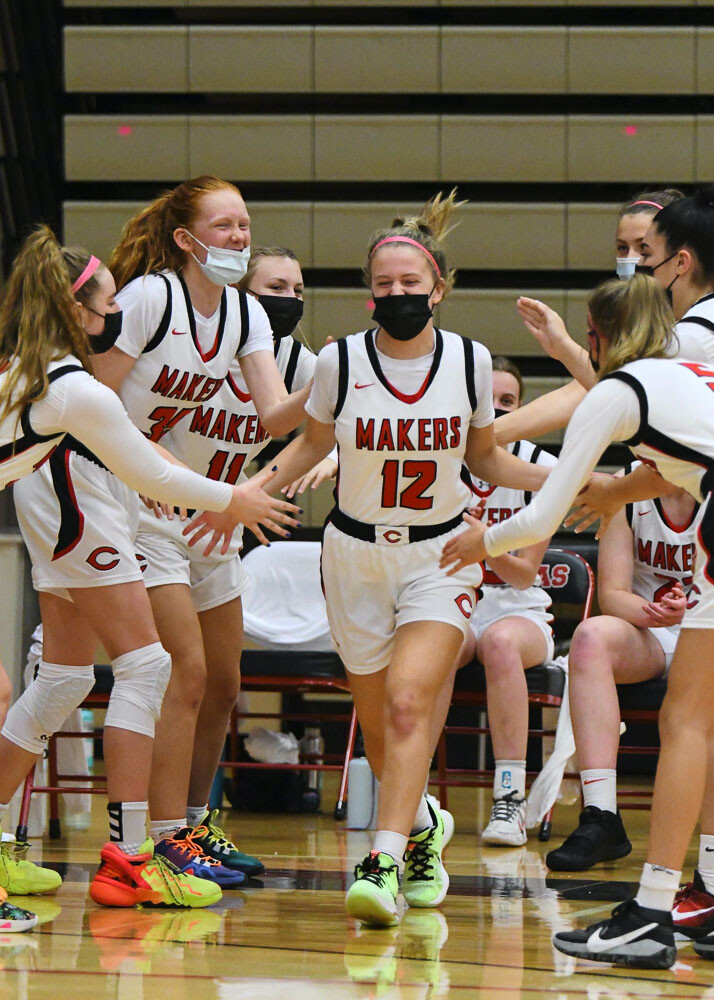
0, 900, 38, 933
426, 794, 454, 848
189, 809, 264, 877
154, 828, 244, 888
673, 870, 714, 940
346, 851, 400, 927
89, 839, 222, 908
402, 801, 449, 908
546, 806, 631, 871
553, 897, 676, 970
90, 906, 222, 971
0, 839, 61, 895
482, 793, 527, 847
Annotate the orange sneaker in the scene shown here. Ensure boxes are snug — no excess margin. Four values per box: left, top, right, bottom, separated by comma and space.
89, 838, 222, 909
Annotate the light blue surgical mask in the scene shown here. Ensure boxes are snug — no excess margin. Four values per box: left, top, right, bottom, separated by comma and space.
187, 231, 251, 286
616, 256, 639, 279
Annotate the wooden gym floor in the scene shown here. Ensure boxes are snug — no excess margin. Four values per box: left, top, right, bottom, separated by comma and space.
2, 779, 712, 1000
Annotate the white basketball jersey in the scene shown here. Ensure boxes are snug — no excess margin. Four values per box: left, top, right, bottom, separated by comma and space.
333, 329, 476, 525
606, 358, 714, 500
117, 272, 253, 442
674, 292, 714, 364
0, 359, 82, 490
164, 336, 314, 482
626, 470, 699, 605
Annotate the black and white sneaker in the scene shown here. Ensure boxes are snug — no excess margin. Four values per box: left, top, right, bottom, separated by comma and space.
546, 806, 631, 871
553, 898, 676, 970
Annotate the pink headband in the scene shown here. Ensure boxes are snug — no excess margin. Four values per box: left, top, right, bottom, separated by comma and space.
370, 236, 442, 278
629, 200, 663, 211
71, 255, 101, 294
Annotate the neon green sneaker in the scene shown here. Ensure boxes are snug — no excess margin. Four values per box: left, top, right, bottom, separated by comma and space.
189, 810, 264, 877
402, 801, 449, 909
346, 851, 400, 927
0, 840, 61, 896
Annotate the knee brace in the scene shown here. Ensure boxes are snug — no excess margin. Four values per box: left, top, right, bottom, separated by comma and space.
2, 660, 95, 754
104, 642, 171, 738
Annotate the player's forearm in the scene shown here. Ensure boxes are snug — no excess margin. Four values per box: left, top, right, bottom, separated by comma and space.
494, 380, 586, 446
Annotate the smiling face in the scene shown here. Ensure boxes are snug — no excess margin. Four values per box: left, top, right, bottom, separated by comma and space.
492, 369, 521, 412
248, 255, 304, 299
369, 244, 443, 302
615, 211, 656, 260
175, 188, 251, 260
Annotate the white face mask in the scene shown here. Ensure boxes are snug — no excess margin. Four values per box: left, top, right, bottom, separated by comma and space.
186, 231, 251, 286
616, 256, 640, 279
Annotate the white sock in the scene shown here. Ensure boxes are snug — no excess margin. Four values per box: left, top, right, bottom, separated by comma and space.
494, 760, 526, 800
636, 862, 681, 912
0, 803, 8, 834
410, 796, 433, 836
108, 801, 147, 855
581, 768, 617, 813
373, 830, 408, 865
149, 818, 185, 842
699, 834, 714, 892
186, 804, 209, 829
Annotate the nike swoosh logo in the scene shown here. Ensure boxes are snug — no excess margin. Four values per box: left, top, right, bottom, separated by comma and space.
706, 847, 714, 852
673, 902, 714, 919
587, 921, 659, 954
172, 328, 188, 335
355, 383, 374, 389
638, 511, 649, 516
583, 778, 607, 785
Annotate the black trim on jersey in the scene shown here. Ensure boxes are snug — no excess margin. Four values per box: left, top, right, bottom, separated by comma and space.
334, 337, 349, 419
601, 371, 648, 446
177, 272, 227, 362
62, 435, 107, 471
284, 339, 303, 394
461, 335, 477, 412
680, 316, 714, 334
523, 441, 540, 507
142, 274, 172, 354
693, 292, 714, 307
365, 328, 444, 403
237, 290, 250, 354
49, 445, 84, 559
329, 505, 466, 544
624, 462, 634, 528
653, 494, 700, 533
0, 364, 84, 465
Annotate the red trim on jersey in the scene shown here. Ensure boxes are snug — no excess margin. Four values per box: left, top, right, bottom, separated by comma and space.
51, 450, 85, 560
380, 368, 432, 405
654, 496, 699, 533
469, 479, 497, 499
697, 519, 714, 586
482, 567, 506, 585
225, 372, 252, 403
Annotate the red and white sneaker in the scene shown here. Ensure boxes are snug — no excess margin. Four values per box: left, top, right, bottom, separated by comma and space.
672, 870, 714, 940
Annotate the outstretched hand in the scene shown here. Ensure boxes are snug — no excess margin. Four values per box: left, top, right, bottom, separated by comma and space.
516, 297, 572, 363
565, 472, 620, 538
439, 511, 488, 577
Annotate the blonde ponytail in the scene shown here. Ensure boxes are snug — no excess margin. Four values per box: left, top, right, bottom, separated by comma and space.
589, 274, 676, 378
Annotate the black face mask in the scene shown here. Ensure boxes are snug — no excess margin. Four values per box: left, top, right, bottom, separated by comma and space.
493, 407, 509, 420
86, 308, 123, 354
636, 249, 680, 295
372, 293, 433, 342
255, 294, 304, 340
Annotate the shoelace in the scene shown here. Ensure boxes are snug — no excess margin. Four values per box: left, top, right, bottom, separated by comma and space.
355, 854, 397, 888
164, 831, 221, 868
148, 853, 190, 905
490, 794, 524, 824
201, 811, 236, 853
404, 837, 435, 882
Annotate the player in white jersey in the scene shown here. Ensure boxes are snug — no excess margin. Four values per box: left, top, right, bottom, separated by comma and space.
450, 357, 558, 847
188, 193, 551, 926
0, 228, 298, 920
93, 177, 312, 879
441, 273, 714, 970
546, 462, 698, 873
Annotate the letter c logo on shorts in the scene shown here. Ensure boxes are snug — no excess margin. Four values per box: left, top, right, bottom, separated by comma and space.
86, 546, 120, 571
454, 592, 473, 619
383, 529, 404, 544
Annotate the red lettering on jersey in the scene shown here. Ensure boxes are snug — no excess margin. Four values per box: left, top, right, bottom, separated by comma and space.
376, 420, 395, 451
356, 418, 374, 450
433, 417, 448, 450
245, 415, 257, 443
417, 418, 432, 451
256, 421, 269, 444
167, 372, 189, 399
86, 546, 120, 571
396, 419, 415, 451
449, 416, 461, 447
652, 540, 666, 570
225, 413, 244, 443
637, 538, 652, 565
679, 361, 714, 392
485, 506, 522, 526
190, 406, 213, 436
151, 365, 179, 396
208, 410, 226, 440
665, 544, 681, 572
145, 406, 192, 443
682, 544, 695, 573
182, 373, 205, 402
454, 592, 473, 619
687, 581, 701, 609
195, 378, 223, 403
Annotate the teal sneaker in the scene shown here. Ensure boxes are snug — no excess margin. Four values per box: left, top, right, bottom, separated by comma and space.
346, 851, 400, 927
189, 810, 265, 877
402, 801, 449, 909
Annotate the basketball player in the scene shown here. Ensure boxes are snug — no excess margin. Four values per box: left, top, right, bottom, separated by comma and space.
189, 192, 553, 926
0, 227, 297, 915
546, 463, 697, 872
93, 177, 311, 880
441, 272, 714, 970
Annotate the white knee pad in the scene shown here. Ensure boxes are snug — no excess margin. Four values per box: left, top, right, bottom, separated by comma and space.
2, 660, 95, 754
104, 642, 171, 738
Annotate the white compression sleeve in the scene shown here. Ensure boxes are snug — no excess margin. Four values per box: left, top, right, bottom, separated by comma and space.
484, 379, 641, 558
32, 373, 232, 513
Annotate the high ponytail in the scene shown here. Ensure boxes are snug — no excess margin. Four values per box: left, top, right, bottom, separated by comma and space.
364, 188, 466, 296
109, 175, 244, 290
0, 225, 92, 425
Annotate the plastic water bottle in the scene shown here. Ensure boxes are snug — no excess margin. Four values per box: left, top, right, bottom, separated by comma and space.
300, 727, 325, 812
346, 756, 379, 830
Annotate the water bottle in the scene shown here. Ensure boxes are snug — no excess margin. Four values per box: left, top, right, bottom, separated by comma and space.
299, 726, 325, 812
346, 756, 379, 830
